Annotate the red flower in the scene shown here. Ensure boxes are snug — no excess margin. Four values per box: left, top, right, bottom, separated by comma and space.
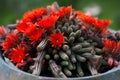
0, 26, 6, 38
24, 24, 43, 41
76, 11, 95, 24
103, 39, 120, 67
9, 46, 28, 63
17, 22, 29, 33
38, 15, 58, 29
2, 32, 19, 50
22, 8, 47, 23
101, 28, 108, 35
57, 6, 72, 17
94, 20, 111, 28
28, 29, 43, 41
49, 32, 65, 47
75, 11, 111, 28
76, 11, 111, 34
103, 39, 120, 56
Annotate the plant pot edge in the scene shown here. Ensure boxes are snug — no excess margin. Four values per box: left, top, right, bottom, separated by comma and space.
0, 52, 120, 80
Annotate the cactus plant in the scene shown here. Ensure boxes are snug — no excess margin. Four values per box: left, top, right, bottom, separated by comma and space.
0, 2, 120, 78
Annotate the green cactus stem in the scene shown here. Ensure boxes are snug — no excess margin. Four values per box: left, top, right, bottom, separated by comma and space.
61, 61, 69, 66
63, 68, 72, 76
77, 63, 84, 77
77, 47, 93, 53
67, 61, 74, 70
59, 51, 69, 60
70, 54, 77, 63
76, 55, 86, 62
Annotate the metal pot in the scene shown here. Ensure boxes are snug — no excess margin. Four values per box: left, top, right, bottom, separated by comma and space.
0, 52, 120, 80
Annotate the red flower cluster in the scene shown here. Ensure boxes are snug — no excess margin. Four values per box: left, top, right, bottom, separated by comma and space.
2, 32, 19, 50
103, 39, 120, 67
17, 7, 59, 41
9, 46, 28, 63
24, 24, 43, 41
76, 11, 111, 28
75, 11, 111, 34
2, 6, 73, 64
57, 6, 72, 17
103, 39, 120, 56
49, 32, 65, 47
22, 8, 47, 23
38, 15, 58, 29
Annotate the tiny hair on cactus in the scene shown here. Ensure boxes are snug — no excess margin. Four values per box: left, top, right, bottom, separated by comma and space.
49, 32, 66, 48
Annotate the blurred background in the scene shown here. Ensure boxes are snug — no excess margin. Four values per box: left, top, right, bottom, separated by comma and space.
0, 0, 120, 30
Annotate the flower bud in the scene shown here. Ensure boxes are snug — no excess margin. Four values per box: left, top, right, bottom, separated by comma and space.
108, 57, 113, 66
113, 60, 119, 67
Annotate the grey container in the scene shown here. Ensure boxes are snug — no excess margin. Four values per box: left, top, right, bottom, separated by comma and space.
0, 53, 120, 80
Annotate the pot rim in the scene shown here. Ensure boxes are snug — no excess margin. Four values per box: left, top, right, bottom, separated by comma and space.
0, 52, 120, 80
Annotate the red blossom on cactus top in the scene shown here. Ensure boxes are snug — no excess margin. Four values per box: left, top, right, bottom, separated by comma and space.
94, 19, 111, 28
22, 8, 47, 23
9, 46, 28, 63
17, 22, 29, 33
17, 23, 43, 41
103, 39, 120, 56
75, 11, 95, 24
25, 24, 43, 41
38, 15, 58, 29
49, 32, 65, 47
103, 39, 120, 67
2, 32, 20, 50
75, 11, 111, 28
57, 6, 72, 17
75, 11, 111, 34
17, 8, 47, 33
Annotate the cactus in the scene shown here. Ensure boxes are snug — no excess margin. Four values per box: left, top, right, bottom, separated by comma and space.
0, 2, 120, 78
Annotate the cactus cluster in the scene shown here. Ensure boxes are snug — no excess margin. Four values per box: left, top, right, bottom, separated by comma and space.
0, 2, 120, 78
43, 17, 103, 77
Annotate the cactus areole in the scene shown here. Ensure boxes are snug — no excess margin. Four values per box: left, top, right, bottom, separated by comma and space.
0, 2, 120, 80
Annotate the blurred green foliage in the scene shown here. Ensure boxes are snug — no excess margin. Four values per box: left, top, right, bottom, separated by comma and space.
0, 0, 120, 30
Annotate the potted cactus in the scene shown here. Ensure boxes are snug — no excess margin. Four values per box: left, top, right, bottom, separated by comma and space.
0, 2, 120, 80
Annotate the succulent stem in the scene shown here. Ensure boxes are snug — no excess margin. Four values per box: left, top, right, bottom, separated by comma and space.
32, 51, 45, 75
88, 62, 98, 76
77, 63, 84, 77
49, 60, 67, 78
37, 38, 48, 51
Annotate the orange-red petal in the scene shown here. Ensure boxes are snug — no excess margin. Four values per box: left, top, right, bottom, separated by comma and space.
9, 46, 27, 63
49, 32, 65, 47
38, 15, 58, 29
